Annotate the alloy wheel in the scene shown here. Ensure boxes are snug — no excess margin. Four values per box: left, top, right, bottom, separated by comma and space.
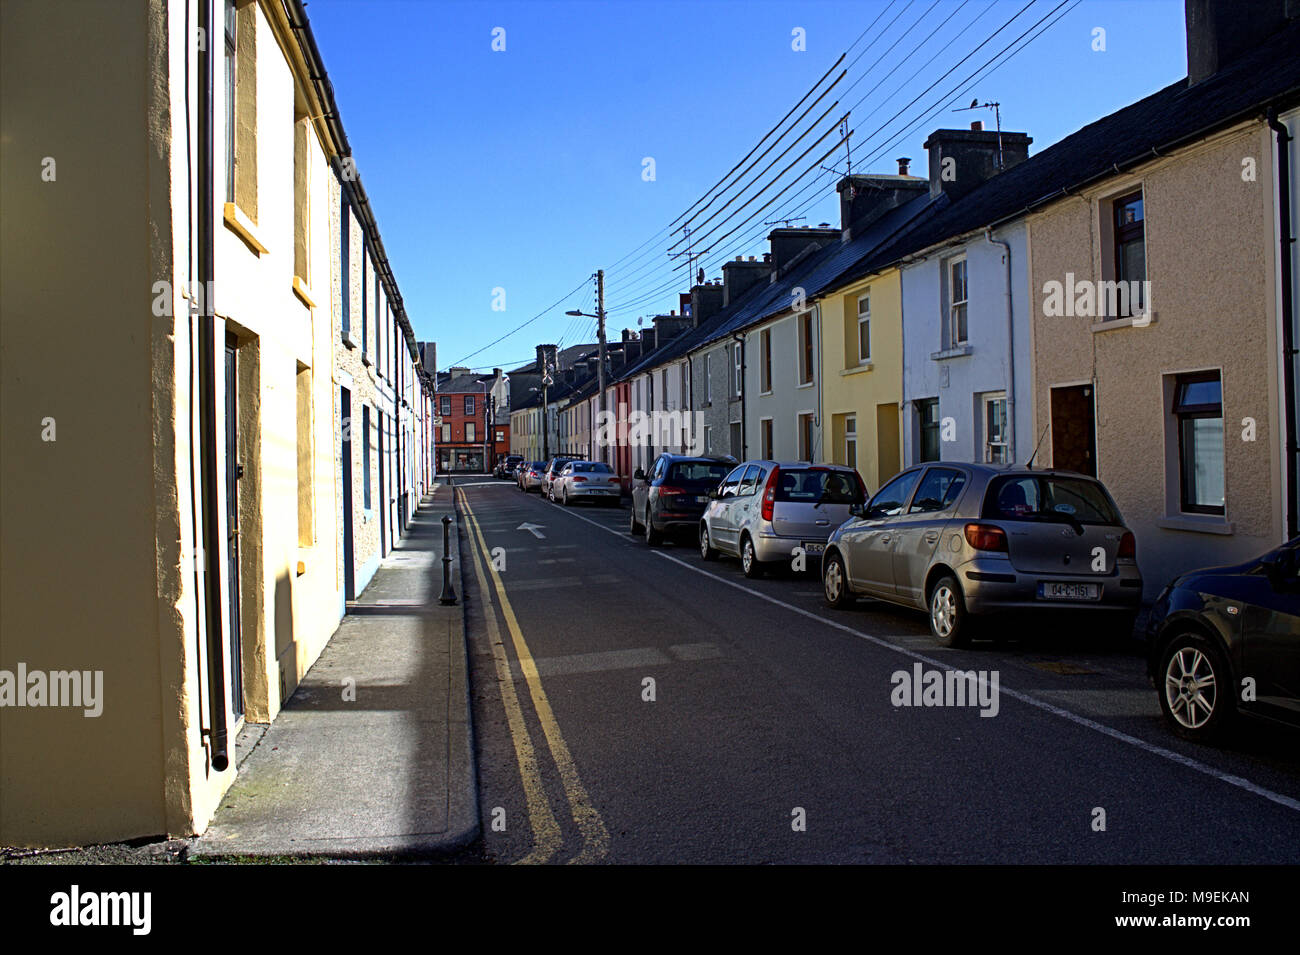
931, 584, 957, 640
1164, 646, 1218, 730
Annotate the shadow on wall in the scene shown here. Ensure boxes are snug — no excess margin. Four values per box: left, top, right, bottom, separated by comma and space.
274, 571, 296, 703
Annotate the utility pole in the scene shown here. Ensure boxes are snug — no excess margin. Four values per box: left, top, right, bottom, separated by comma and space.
596, 269, 608, 464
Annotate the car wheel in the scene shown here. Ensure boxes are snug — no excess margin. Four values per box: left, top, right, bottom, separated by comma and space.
741, 535, 764, 578
561, 488, 570, 506
699, 523, 718, 561
629, 506, 642, 535
823, 552, 854, 609
644, 508, 662, 546
928, 575, 970, 648
1158, 633, 1235, 741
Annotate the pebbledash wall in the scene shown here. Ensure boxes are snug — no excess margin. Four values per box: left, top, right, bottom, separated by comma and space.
1028, 123, 1285, 598
0, 0, 433, 847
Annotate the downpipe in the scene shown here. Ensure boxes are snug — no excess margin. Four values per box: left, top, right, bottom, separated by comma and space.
1268, 108, 1298, 540
986, 228, 1015, 463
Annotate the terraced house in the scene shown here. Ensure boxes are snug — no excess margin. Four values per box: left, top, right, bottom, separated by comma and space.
0, 0, 434, 846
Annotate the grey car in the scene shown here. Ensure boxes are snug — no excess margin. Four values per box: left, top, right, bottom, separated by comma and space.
552, 460, 621, 506
821, 463, 1142, 646
699, 461, 868, 578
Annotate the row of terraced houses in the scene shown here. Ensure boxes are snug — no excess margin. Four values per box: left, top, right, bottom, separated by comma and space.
512, 1, 1300, 607
2, 0, 439, 845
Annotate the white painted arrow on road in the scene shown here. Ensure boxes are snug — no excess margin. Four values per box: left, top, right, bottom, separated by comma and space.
518, 522, 546, 539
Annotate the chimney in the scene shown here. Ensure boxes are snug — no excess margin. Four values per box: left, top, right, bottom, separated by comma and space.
690, 279, 727, 323
767, 226, 840, 276
923, 125, 1032, 201
448, 365, 470, 377
419, 341, 437, 377
652, 313, 690, 346
837, 172, 928, 240
621, 328, 643, 363
535, 343, 558, 377
1185, 0, 1294, 85
896, 157, 911, 175
720, 256, 772, 307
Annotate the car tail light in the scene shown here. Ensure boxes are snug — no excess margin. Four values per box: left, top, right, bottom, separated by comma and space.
1118, 531, 1136, 560
964, 523, 1008, 552
761, 466, 780, 522
659, 486, 686, 497
573, 476, 587, 483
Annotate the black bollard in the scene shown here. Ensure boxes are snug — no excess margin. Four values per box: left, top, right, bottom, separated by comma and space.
439, 513, 458, 605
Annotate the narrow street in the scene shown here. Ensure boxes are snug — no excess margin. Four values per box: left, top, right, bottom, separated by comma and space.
458, 479, 1300, 865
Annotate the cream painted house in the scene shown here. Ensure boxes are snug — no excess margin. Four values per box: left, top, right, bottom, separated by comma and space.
0, 0, 433, 846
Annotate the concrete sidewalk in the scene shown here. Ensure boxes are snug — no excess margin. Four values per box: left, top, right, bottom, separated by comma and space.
192, 484, 478, 860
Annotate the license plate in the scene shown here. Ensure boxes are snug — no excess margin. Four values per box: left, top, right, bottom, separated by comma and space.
1038, 582, 1100, 601
801, 541, 826, 555
695, 495, 708, 504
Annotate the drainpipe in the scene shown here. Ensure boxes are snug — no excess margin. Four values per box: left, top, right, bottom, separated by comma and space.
732, 332, 747, 459
986, 228, 1016, 464
1268, 108, 1298, 540
812, 302, 823, 462
198, 0, 229, 773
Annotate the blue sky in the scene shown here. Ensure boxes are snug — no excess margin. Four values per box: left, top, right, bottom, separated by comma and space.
307, 0, 1188, 372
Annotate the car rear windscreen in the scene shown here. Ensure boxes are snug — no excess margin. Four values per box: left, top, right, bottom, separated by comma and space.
982, 475, 1121, 524
571, 462, 612, 473
774, 468, 865, 504
667, 461, 733, 487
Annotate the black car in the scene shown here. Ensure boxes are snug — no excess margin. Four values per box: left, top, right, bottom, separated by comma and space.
1146, 537, 1300, 740
495, 455, 524, 479
629, 453, 736, 545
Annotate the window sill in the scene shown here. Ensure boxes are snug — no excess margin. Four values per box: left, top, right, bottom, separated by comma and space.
362, 354, 373, 367
1156, 514, 1233, 536
840, 362, 873, 377
796, 381, 815, 390
223, 202, 268, 256
931, 345, 972, 361
759, 389, 773, 397
292, 276, 316, 309
1091, 312, 1157, 333
341, 331, 357, 350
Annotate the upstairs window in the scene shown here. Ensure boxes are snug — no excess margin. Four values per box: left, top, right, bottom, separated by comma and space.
732, 343, 743, 397
760, 328, 772, 393
1112, 189, 1146, 318
857, 293, 871, 364
945, 257, 968, 347
464, 395, 475, 416
798, 313, 815, 385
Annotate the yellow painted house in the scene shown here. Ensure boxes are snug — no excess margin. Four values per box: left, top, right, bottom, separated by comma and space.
818, 267, 905, 494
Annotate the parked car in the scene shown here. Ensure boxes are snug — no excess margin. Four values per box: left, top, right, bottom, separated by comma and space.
517, 461, 546, 493
630, 453, 736, 545
821, 464, 1142, 647
542, 455, 584, 500
700, 461, 867, 576
552, 460, 621, 506
495, 455, 524, 479
1145, 536, 1300, 741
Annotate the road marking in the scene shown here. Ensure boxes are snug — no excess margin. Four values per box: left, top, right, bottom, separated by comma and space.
463, 496, 611, 863
457, 489, 561, 865
518, 522, 546, 539
524, 491, 1300, 815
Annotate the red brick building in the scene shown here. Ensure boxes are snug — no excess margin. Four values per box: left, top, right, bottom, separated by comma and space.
436, 368, 510, 473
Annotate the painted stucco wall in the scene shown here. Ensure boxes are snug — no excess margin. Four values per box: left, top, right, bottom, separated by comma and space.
744, 311, 821, 462
1028, 124, 1283, 597
899, 222, 1032, 468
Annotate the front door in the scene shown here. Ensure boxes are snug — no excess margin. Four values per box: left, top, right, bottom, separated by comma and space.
224, 334, 244, 720
341, 387, 355, 600
1050, 384, 1097, 475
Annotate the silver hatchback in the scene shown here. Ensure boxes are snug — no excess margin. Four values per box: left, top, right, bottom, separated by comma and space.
700, 461, 868, 577
821, 463, 1142, 646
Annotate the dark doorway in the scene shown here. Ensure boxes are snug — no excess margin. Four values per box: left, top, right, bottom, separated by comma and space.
223, 333, 244, 720
1050, 384, 1097, 476
341, 387, 356, 600
378, 410, 387, 556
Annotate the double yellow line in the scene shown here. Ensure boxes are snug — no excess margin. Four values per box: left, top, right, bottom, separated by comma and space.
459, 489, 609, 864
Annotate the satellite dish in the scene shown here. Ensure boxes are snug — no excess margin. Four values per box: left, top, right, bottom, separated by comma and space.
637, 316, 643, 326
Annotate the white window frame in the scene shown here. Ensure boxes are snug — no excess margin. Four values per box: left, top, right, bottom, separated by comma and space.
982, 392, 1008, 464
466, 421, 476, 443
703, 353, 712, 404
845, 414, 857, 469
732, 342, 743, 398
856, 293, 871, 364
946, 255, 968, 348
703, 425, 712, 454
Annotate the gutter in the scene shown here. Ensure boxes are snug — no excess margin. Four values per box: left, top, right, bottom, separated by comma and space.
985, 228, 1016, 463
1268, 108, 1298, 539
732, 332, 747, 459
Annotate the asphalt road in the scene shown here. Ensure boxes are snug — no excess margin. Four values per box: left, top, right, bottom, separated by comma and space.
455, 478, 1300, 865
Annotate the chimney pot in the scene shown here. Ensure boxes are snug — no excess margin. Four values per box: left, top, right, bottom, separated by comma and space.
971, 120, 983, 131
896, 156, 911, 175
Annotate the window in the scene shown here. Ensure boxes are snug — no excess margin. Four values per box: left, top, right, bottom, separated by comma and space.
441, 424, 451, 443
1173, 373, 1224, 514
799, 312, 815, 385
341, 197, 350, 336
223, 0, 236, 204
719, 465, 745, 498
292, 110, 310, 282
224, 0, 256, 215
857, 293, 871, 364
983, 393, 1008, 464
760, 329, 772, 393
917, 398, 940, 463
798, 412, 815, 462
868, 469, 923, 518
703, 425, 712, 453
760, 418, 773, 460
730, 421, 743, 457
738, 465, 762, 496
361, 249, 369, 357
845, 414, 857, 470
704, 353, 712, 403
680, 364, 688, 408
945, 257, 968, 347
496, 430, 504, 443
440, 396, 451, 416
908, 467, 967, 514
362, 405, 371, 510
465, 395, 475, 416
1112, 190, 1146, 318
296, 365, 313, 545
466, 422, 476, 443
732, 343, 743, 397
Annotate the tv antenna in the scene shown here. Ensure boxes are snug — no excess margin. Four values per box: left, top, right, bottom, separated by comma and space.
954, 99, 1005, 171
763, 216, 807, 228
668, 225, 711, 286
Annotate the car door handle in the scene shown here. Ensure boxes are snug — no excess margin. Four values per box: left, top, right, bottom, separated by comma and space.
924, 532, 939, 543
880, 535, 891, 544
815, 520, 829, 525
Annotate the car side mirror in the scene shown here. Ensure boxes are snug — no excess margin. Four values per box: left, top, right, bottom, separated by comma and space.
849, 503, 866, 519
634, 468, 646, 481
708, 488, 720, 500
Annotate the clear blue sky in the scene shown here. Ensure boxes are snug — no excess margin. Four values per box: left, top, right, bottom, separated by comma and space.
306, 0, 1188, 373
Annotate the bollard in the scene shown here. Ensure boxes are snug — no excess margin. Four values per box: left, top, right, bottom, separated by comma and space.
439, 513, 458, 605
